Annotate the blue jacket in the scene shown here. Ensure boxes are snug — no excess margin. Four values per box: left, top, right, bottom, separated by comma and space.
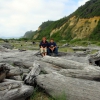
49, 42, 57, 47
39, 41, 48, 48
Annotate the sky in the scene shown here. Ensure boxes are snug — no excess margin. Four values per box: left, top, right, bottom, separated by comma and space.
0, 0, 89, 38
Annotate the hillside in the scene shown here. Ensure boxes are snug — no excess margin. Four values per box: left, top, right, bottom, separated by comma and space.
24, 0, 100, 41
73, 0, 100, 18
23, 30, 36, 39
23, 21, 53, 39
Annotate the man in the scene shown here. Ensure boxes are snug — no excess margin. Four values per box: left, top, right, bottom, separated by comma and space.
48, 39, 58, 56
39, 37, 48, 57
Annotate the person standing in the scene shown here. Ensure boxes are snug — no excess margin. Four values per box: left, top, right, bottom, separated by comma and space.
39, 37, 48, 57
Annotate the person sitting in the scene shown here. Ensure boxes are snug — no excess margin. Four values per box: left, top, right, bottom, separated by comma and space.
39, 37, 48, 57
48, 39, 58, 56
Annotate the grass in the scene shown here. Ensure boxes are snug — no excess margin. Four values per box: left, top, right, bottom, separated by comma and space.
30, 87, 67, 100
30, 87, 51, 100
9, 41, 39, 50
59, 47, 74, 53
54, 93, 67, 100
30, 88, 51, 100
90, 50, 98, 54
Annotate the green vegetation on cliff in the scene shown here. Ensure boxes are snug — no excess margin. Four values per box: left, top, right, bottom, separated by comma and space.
24, 0, 100, 42
89, 20, 100, 40
36, 17, 70, 40
23, 30, 36, 39
73, 0, 100, 18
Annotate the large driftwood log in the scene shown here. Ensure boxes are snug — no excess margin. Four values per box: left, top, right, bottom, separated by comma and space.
0, 79, 34, 100
13, 61, 33, 68
35, 61, 100, 81
71, 46, 100, 51
0, 63, 23, 81
36, 72, 100, 100
59, 68, 100, 81
42, 56, 100, 70
24, 61, 41, 85
37, 61, 61, 74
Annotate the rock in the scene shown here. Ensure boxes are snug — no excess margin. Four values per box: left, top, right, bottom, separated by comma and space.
36, 72, 100, 100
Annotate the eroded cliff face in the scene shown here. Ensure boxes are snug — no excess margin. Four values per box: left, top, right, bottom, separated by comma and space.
33, 27, 41, 39
50, 16, 100, 39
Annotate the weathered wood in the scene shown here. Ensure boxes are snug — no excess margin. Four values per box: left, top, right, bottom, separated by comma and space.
37, 61, 61, 74
71, 46, 100, 51
59, 68, 100, 81
0, 63, 23, 81
36, 72, 100, 100
42, 56, 100, 70
0, 63, 10, 82
71, 46, 89, 51
0, 79, 34, 100
24, 61, 41, 85
88, 51, 100, 66
0, 72, 6, 82
13, 61, 33, 68
36, 61, 100, 81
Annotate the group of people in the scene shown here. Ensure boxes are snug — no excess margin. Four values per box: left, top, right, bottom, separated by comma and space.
39, 37, 58, 57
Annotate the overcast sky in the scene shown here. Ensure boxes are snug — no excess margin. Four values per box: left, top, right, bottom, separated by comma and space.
0, 0, 89, 38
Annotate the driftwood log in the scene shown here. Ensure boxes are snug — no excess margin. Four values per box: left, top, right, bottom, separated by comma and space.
59, 68, 100, 81
42, 56, 100, 70
0, 63, 9, 82
34, 61, 100, 81
37, 61, 61, 74
0, 63, 23, 82
0, 79, 34, 100
30, 60, 100, 82
36, 72, 100, 100
24, 61, 41, 85
13, 61, 33, 68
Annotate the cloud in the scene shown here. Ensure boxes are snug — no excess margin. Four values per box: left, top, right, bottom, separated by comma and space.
78, 0, 89, 6
0, 0, 88, 38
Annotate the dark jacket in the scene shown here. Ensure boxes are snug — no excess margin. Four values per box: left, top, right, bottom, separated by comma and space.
49, 42, 57, 47
39, 41, 48, 48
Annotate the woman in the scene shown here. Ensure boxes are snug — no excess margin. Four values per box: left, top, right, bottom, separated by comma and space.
39, 37, 48, 57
